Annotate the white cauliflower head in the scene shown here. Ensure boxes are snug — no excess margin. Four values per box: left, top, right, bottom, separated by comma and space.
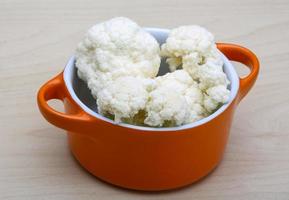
97, 76, 155, 123
75, 17, 161, 85
144, 70, 206, 127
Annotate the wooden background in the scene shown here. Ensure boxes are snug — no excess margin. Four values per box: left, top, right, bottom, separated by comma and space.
1, 0, 289, 199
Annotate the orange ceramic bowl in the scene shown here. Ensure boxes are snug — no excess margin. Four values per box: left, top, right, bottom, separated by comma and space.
37, 28, 259, 191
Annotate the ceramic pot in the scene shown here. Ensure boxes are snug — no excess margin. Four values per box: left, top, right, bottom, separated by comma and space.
37, 28, 259, 191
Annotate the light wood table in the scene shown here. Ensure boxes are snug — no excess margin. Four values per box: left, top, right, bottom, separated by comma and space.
1, 0, 289, 199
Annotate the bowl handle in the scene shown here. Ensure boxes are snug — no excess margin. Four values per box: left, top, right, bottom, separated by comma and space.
217, 43, 260, 102
37, 72, 93, 132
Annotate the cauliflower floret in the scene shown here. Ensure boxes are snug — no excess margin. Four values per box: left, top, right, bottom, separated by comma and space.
194, 61, 229, 90
206, 85, 230, 104
161, 25, 226, 78
181, 50, 224, 82
161, 25, 230, 114
161, 26, 227, 84
144, 70, 206, 127
154, 69, 196, 90
184, 87, 208, 123
75, 17, 161, 88
161, 25, 218, 71
203, 85, 230, 112
97, 76, 155, 123
86, 71, 113, 98
203, 95, 219, 113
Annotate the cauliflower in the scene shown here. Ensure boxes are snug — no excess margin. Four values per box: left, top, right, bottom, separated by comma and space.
182, 54, 229, 90
161, 25, 230, 113
97, 76, 155, 123
75, 18, 231, 127
144, 70, 207, 127
204, 85, 230, 112
161, 25, 217, 71
184, 86, 208, 122
75, 17, 160, 123
75, 17, 161, 89
86, 71, 113, 98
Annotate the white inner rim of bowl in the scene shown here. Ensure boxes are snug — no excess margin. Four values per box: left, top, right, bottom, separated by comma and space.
63, 28, 239, 131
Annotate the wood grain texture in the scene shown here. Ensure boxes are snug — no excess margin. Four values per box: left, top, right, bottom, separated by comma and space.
0, 0, 289, 199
